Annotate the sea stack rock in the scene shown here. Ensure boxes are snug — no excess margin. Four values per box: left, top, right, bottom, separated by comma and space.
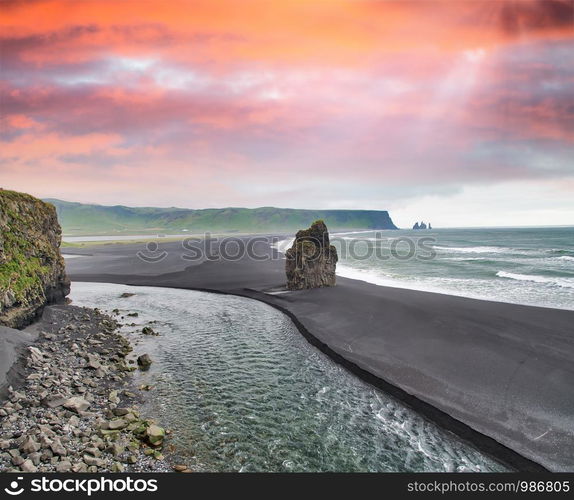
0, 189, 70, 328
285, 220, 338, 290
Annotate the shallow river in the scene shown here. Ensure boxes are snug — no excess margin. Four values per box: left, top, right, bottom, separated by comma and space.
70, 282, 506, 472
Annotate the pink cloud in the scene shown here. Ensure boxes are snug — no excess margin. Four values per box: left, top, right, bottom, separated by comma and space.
0, 0, 572, 208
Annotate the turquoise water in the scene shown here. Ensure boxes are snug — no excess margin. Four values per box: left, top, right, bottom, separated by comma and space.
70, 282, 506, 472
278, 227, 574, 310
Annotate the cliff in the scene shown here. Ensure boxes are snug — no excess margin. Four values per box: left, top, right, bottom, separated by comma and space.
46, 199, 398, 235
0, 190, 70, 328
285, 220, 338, 290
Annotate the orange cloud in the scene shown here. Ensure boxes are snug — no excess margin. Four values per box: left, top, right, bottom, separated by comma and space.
0, 132, 126, 162
2, 114, 44, 130
2, 0, 572, 68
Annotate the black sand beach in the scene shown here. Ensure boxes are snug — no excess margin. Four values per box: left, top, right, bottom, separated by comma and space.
64, 237, 574, 472
0, 325, 36, 399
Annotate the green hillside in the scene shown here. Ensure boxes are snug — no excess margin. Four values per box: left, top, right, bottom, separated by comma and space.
44, 199, 398, 235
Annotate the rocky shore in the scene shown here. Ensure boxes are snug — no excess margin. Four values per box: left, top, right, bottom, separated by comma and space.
0, 304, 185, 473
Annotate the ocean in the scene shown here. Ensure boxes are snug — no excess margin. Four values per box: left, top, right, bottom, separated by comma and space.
277, 226, 574, 311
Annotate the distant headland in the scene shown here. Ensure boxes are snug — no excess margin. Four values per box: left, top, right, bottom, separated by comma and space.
44, 199, 398, 235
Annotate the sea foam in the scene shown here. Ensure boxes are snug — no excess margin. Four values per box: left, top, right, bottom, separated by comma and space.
433, 245, 536, 255
496, 271, 574, 289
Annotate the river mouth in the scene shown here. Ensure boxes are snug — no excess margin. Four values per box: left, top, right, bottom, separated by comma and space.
70, 282, 506, 472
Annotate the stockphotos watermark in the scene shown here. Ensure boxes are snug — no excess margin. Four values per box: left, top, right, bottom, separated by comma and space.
136, 233, 437, 264
3, 475, 158, 496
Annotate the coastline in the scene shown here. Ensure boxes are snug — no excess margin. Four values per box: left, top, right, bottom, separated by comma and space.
63, 237, 574, 472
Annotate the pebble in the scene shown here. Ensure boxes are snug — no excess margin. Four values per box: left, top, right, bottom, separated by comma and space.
63, 396, 90, 413
20, 436, 40, 454
20, 459, 37, 472
55, 460, 72, 472
0, 306, 172, 473
50, 440, 67, 457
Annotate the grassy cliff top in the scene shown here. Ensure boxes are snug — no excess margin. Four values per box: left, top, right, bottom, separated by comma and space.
0, 189, 65, 314
45, 198, 399, 235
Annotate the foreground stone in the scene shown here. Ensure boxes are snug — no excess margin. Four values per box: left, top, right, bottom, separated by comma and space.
145, 425, 165, 447
137, 354, 152, 370
142, 327, 158, 336
63, 396, 90, 413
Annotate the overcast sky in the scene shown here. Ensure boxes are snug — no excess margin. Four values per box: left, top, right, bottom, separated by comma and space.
1, 0, 573, 228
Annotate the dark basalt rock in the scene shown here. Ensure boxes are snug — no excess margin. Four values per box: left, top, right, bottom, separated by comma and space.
285, 220, 338, 290
412, 221, 430, 230
137, 354, 152, 370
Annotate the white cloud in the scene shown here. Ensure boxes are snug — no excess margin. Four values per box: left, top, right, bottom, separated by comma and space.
464, 48, 486, 63
391, 179, 574, 228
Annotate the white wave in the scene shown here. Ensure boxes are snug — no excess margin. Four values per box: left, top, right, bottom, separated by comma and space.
332, 230, 376, 236
337, 236, 396, 242
433, 245, 510, 254
336, 265, 479, 297
272, 238, 294, 255
442, 257, 494, 261
336, 265, 503, 301
336, 264, 408, 289
336, 264, 573, 309
556, 256, 574, 262
496, 271, 574, 289
433, 245, 543, 256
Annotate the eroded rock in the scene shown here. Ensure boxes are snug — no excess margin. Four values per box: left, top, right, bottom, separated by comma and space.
285, 220, 338, 290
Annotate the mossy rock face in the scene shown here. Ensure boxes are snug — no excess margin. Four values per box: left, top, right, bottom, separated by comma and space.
0, 189, 70, 328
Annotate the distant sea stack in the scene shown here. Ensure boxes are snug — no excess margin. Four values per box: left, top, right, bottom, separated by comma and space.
413, 221, 431, 230
285, 220, 338, 290
0, 190, 70, 328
